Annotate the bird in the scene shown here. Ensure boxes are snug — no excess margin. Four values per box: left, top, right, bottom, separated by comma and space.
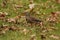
24, 12, 43, 26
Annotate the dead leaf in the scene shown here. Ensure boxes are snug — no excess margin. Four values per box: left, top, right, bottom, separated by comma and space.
50, 35, 60, 39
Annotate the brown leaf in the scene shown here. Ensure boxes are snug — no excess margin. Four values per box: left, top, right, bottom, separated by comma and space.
50, 35, 60, 39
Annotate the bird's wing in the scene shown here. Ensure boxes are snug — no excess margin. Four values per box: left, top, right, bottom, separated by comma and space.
29, 16, 41, 22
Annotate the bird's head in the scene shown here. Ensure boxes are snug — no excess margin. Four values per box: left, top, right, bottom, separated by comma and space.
23, 11, 30, 17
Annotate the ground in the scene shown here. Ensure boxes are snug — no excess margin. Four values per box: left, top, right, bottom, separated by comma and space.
0, 0, 60, 40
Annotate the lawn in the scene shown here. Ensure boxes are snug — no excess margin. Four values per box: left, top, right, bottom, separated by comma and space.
0, 0, 60, 40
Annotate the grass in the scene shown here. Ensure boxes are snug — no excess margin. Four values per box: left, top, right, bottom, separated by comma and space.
0, 0, 60, 40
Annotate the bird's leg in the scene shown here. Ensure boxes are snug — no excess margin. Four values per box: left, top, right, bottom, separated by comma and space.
25, 21, 33, 27
28, 23, 35, 27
